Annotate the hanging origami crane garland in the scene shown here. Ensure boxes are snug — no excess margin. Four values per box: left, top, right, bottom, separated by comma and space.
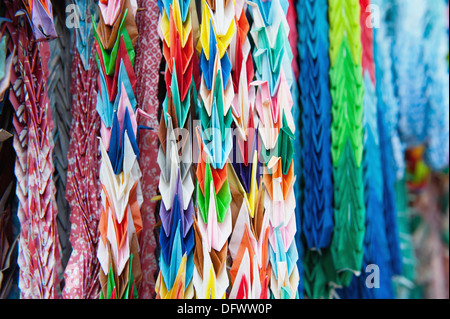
0, 0, 445, 301
389, 0, 449, 298
287, 0, 303, 299
393, 0, 426, 155
94, 0, 143, 299
155, 0, 198, 299
228, 0, 257, 199
63, 0, 103, 299
0, 16, 19, 298
337, 0, 396, 299
192, 0, 234, 299
47, 1, 73, 271
248, 0, 299, 299
328, 0, 365, 288
0, 109, 18, 299
421, 0, 449, 171
5, 0, 62, 298
298, 0, 333, 252
227, 0, 272, 299
393, 0, 449, 172
371, 0, 403, 284
370, 0, 404, 284
371, 0, 404, 182
132, 0, 164, 299
296, 0, 335, 300
387, 0, 449, 298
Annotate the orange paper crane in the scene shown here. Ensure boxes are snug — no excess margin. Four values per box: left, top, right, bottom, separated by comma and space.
228, 181, 271, 299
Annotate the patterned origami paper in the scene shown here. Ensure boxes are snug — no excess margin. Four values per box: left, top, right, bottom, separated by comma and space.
328, 0, 365, 287
5, 0, 62, 298
130, 0, 162, 299
63, 0, 102, 299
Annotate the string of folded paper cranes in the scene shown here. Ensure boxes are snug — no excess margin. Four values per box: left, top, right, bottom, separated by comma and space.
3, 0, 61, 298
154, 0, 197, 299
0, 0, 448, 299
63, 0, 103, 299
93, 0, 144, 299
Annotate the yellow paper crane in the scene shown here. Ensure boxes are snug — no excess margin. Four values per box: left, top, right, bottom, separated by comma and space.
198, 0, 236, 59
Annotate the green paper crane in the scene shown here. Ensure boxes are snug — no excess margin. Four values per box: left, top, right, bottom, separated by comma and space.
260, 110, 295, 175
196, 160, 231, 224
93, 9, 135, 76
198, 71, 233, 142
